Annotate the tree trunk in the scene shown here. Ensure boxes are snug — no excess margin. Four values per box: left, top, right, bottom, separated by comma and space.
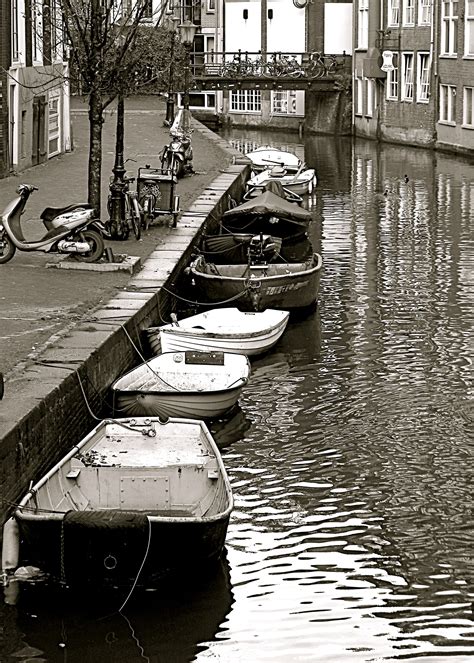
87, 90, 103, 213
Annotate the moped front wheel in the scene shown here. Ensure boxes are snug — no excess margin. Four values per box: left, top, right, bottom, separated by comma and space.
0, 234, 16, 264
77, 230, 105, 263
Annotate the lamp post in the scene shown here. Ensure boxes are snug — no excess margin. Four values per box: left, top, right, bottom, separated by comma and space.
178, 20, 197, 121
165, 16, 180, 127
108, 92, 127, 238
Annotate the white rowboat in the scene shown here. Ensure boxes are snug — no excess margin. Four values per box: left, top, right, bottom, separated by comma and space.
147, 308, 290, 356
111, 351, 250, 419
2, 417, 233, 587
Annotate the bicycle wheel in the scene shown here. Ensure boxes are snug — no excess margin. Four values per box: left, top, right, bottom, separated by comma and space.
129, 198, 141, 240
140, 194, 156, 230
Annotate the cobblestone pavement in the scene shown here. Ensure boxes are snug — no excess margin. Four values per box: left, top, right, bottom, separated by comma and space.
0, 96, 234, 377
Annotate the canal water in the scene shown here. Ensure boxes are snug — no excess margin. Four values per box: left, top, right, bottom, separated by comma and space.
1, 130, 474, 662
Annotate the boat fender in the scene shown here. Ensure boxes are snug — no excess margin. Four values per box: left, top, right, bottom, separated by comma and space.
2, 517, 20, 575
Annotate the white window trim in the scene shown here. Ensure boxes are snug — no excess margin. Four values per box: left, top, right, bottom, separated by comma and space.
418, 0, 431, 25
416, 52, 430, 103
389, 0, 400, 26
355, 77, 363, 115
465, 0, 474, 56
463, 86, 474, 126
386, 53, 399, 100
401, 52, 414, 101
207, 0, 216, 12
439, 84, 457, 124
358, 0, 369, 49
403, 0, 415, 26
441, 0, 458, 56
366, 78, 374, 117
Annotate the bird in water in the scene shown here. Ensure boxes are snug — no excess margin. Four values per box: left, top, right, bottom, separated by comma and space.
404, 174, 410, 183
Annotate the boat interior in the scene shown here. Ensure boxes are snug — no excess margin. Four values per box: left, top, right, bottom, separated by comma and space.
18, 421, 229, 519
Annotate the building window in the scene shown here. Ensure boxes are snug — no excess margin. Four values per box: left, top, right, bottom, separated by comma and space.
12, 0, 19, 60
440, 84, 457, 122
442, 0, 458, 55
466, 0, 474, 55
403, 0, 415, 25
32, 0, 42, 63
387, 53, 399, 99
366, 79, 374, 117
231, 90, 262, 113
207, 0, 216, 12
402, 53, 414, 100
417, 52, 430, 102
358, 0, 369, 49
418, 0, 431, 25
48, 93, 61, 157
355, 77, 363, 115
463, 86, 474, 125
389, 0, 400, 26
142, 0, 153, 19
272, 90, 298, 115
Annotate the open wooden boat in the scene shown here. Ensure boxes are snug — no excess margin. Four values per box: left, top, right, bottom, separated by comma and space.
188, 253, 323, 312
1, 417, 233, 587
246, 145, 302, 172
111, 351, 250, 419
247, 166, 317, 196
146, 307, 290, 356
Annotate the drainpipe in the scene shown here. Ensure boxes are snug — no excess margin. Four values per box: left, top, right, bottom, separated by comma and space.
430, 0, 438, 145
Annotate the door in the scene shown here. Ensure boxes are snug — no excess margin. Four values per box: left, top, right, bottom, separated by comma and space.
32, 95, 47, 165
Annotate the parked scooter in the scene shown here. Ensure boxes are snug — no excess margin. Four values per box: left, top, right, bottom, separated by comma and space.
160, 128, 194, 178
0, 184, 106, 264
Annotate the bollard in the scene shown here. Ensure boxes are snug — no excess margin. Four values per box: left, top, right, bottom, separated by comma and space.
105, 247, 115, 263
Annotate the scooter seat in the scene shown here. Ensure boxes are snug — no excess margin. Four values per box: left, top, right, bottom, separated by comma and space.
41, 204, 93, 222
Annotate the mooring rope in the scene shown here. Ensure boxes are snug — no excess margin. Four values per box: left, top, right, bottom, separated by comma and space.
117, 517, 152, 613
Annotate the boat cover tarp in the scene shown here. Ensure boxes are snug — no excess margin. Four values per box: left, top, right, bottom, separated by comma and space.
223, 191, 312, 225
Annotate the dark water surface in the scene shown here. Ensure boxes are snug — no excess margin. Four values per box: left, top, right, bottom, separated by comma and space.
1, 131, 474, 662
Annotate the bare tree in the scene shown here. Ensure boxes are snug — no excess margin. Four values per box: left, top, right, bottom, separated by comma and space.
57, 0, 178, 212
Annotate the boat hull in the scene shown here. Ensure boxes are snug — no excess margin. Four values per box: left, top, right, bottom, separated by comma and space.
246, 146, 302, 172
148, 308, 290, 356
6, 417, 233, 587
111, 351, 250, 419
247, 169, 317, 196
17, 511, 230, 586
189, 254, 323, 312
113, 384, 244, 419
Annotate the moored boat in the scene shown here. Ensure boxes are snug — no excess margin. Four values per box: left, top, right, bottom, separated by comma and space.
1, 417, 233, 587
188, 253, 323, 312
111, 350, 250, 419
247, 166, 317, 196
246, 145, 302, 172
147, 307, 290, 356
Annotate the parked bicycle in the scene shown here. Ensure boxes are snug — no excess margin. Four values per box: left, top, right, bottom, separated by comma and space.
305, 51, 338, 78
107, 175, 142, 241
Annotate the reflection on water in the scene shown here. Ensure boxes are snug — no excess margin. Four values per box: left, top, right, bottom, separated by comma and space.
1, 557, 233, 663
3, 131, 474, 662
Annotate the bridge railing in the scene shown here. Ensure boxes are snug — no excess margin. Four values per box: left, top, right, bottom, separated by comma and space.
190, 51, 351, 80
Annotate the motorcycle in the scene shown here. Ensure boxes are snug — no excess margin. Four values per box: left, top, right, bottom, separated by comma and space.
0, 184, 106, 264
160, 128, 194, 178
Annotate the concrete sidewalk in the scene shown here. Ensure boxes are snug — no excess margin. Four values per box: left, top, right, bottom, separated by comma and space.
0, 95, 241, 378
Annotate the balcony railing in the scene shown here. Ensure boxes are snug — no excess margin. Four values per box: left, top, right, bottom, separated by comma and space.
190, 51, 351, 80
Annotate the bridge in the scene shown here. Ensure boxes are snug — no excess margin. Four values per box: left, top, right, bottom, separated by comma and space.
190, 51, 352, 91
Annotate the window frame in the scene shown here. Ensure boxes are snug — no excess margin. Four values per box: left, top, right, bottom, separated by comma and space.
386, 53, 399, 100
465, 0, 474, 56
403, 0, 415, 25
441, 0, 459, 55
358, 0, 369, 49
417, 52, 431, 102
401, 52, 414, 101
463, 86, 474, 126
230, 89, 262, 113
389, 0, 400, 26
439, 83, 457, 123
418, 0, 431, 25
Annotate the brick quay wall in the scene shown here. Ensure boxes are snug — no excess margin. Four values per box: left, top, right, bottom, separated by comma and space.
0, 116, 250, 527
